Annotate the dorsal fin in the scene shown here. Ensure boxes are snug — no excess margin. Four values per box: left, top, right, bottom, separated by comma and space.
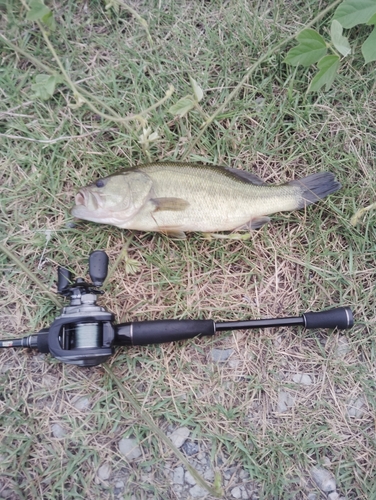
224, 167, 266, 185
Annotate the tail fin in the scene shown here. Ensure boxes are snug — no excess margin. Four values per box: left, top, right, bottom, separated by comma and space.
289, 172, 341, 209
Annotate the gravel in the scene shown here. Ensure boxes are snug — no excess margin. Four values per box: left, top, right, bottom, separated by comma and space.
310, 466, 336, 493
169, 426, 190, 448
292, 373, 312, 385
173, 466, 185, 485
72, 396, 91, 411
347, 396, 366, 418
277, 390, 296, 412
51, 423, 67, 439
97, 462, 112, 481
118, 438, 142, 460
210, 348, 234, 362
182, 440, 199, 456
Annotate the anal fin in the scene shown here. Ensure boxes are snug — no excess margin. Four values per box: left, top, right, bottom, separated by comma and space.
248, 216, 270, 230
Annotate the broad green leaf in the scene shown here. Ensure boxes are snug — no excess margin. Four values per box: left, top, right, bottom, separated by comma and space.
31, 74, 58, 100
367, 12, 376, 24
308, 55, 340, 92
333, 0, 376, 29
189, 76, 203, 102
26, 0, 50, 21
168, 96, 195, 117
362, 27, 376, 63
330, 20, 351, 56
42, 11, 56, 31
284, 29, 327, 67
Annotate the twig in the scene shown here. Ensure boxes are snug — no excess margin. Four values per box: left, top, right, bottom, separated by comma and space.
0, 132, 99, 144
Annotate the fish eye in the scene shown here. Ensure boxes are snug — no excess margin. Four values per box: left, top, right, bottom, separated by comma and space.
95, 179, 105, 188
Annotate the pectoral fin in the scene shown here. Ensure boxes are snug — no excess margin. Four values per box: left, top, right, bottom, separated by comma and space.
152, 197, 190, 212
159, 228, 187, 239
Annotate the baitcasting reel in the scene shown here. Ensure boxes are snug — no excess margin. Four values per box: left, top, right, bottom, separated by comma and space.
0, 251, 354, 367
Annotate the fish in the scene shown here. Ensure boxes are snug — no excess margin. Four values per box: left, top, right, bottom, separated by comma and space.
71, 161, 341, 238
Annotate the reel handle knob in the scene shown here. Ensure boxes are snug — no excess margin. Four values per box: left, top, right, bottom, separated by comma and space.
57, 266, 72, 294
89, 250, 109, 287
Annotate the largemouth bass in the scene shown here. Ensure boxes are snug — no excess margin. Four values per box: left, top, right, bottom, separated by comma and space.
71, 161, 341, 238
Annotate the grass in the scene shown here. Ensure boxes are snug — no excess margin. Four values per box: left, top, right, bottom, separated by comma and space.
1, 0, 376, 498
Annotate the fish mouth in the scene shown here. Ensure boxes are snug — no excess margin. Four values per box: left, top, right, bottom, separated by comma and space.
75, 191, 86, 206
74, 190, 100, 210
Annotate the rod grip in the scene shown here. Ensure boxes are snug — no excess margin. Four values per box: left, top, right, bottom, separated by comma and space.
303, 307, 353, 330
132, 320, 215, 346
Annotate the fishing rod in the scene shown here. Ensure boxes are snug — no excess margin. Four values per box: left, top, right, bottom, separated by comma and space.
0, 251, 354, 366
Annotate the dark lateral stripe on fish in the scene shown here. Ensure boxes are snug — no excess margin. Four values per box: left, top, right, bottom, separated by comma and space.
289, 172, 341, 209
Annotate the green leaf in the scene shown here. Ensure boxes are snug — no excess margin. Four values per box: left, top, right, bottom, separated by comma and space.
42, 10, 56, 31
168, 96, 195, 117
330, 20, 351, 56
362, 27, 376, 63
284, 29, 327, 67
308, 55, 340, 92
189, 76, 203, 102
367, 12, 376, 25
31, 74, 58, 100
26, 0, 50, 21
333, 0, 376, 29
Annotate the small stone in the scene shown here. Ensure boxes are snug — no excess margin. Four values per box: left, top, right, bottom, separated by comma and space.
182, 440, 199, 456
239, 469, 249, 479
97, 462, 111, 481
310, 466, 336, 493
231, 486, 242, 499
42, 375, 57, 388
347, 396, 365, 418
172, 484, 183, 494
211, 348, 234, 362
189, 484, 209, 498
292, 373, 312, 385
169, 427, 190, 448
334, 336, 350, 357
229, 359, 241, 369
203, 468, 214, 481
119, 438, 142, 460
242, 488, 251, 500
328, 492, 340, 500
184, 470, 196, 485
51, 423, 67, 439
307, 493, 318, 500
114, 480, 125, 495
173, 466, 184, 485
277, 391, 295, 412
224, 467, 236, 480
73, 396, 90, 411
